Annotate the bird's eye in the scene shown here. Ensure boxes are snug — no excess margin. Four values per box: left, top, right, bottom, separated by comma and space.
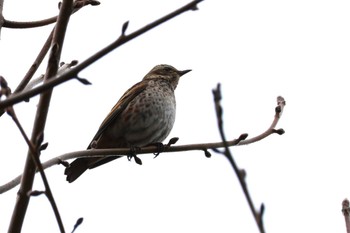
163, 67, 171, 72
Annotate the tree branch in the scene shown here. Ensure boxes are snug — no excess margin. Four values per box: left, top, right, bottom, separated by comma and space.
238, 95, 286, 145
0, 0, 204, 111
0, 28, 54, 117
1, 0, 100, 29
343, 199, 350, 233
8, 0, 74, 232
212, 84, 284, 233
0, 91, 284, 194
6, 106, 65, 233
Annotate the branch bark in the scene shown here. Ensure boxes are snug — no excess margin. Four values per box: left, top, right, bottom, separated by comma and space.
0, 92, 285, 194
212, 84, 285, 233
8, 0, 74, 232
343, 199, 350, 233
1, 0, 100, 29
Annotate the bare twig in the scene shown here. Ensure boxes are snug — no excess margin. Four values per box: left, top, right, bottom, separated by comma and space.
2, 0, 100, 29
0, 88, 283, 194
343, 199, 350, 233
0, 1, 99, 117
71, 218, 83, 233
0, 120, 280, 194
8, 0, 74, 232
6, 106, 65, 233
212, 83, 281, 233
15, 29, 54, 93
0, 28, 54, 117
0, 0, 204, 110
4, 16, 60, 29
238, 95, 286, 145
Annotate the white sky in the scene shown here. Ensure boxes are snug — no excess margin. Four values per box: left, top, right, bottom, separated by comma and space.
1, 0, 350, 232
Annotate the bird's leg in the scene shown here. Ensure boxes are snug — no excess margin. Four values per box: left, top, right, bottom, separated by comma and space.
149, 142, 165, 158
151, 137, 179, 158
127, 145, 142, 165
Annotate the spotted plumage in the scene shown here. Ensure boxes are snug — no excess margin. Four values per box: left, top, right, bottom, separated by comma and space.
65, 64, 191, 182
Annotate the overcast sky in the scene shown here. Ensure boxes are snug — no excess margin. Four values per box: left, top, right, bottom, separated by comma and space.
1, 0, 350, 232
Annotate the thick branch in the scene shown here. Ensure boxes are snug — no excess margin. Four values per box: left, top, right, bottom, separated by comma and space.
8, 1, 74, 232
0, 0, 203, 110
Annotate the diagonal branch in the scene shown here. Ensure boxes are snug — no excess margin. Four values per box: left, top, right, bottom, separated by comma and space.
6, 106, 65, 233
0, 0, 204, 111
212, 83, 283, 233
0, 28, 54, 117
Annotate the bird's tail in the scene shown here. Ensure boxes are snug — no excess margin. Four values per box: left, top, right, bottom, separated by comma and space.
65, 156, 121, 183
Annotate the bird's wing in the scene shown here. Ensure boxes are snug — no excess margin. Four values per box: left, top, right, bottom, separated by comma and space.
88, 80, 148, 149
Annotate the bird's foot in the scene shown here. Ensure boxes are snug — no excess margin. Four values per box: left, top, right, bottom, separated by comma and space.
150, 142, 165, 158
151, 138, 179, 158
127, 146, 142, 165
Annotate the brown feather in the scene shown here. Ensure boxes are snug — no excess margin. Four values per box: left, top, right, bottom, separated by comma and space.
65, 81, 148, 182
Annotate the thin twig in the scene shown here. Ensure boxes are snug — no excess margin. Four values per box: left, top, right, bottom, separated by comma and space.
0, 102, 283, 194
212, 83, 277, 233
2, 0, 100, 29
15, 29, 54, 93
6, 106, 65, 232
0, 28, 54, 117
343, 199, 350, 233
8, 0, 74, 232
0, 137, 246, 193
4, 16, 59, 29
239, 96, 286, 145
0, 91, 283, 194
0, 1, 99, 117
0, 0, 204, 110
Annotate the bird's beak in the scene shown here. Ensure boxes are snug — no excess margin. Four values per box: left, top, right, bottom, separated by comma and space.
178, 69, 192, 76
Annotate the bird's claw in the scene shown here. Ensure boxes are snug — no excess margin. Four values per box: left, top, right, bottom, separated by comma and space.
151, 142, 165, 158
127, 146, 142, 165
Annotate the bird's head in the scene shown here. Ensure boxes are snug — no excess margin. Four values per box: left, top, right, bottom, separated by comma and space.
143, 64, 191, 90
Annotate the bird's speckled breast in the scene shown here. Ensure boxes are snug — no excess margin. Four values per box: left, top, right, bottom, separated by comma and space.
120, 79, 176, 146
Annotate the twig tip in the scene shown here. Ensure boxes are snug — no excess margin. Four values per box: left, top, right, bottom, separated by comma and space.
273, 128, 285, 135
239, 133, 248, 141
203, 149, 211, 158
75, 76, 92, 85
72, 217, 84, 233
167, 137, 179, 146
122, 21, 129, 35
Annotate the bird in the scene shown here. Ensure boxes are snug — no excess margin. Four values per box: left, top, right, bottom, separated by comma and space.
64, 64, 191, 182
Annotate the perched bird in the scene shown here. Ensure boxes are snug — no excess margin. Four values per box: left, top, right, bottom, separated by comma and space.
65, 64, 191, 182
